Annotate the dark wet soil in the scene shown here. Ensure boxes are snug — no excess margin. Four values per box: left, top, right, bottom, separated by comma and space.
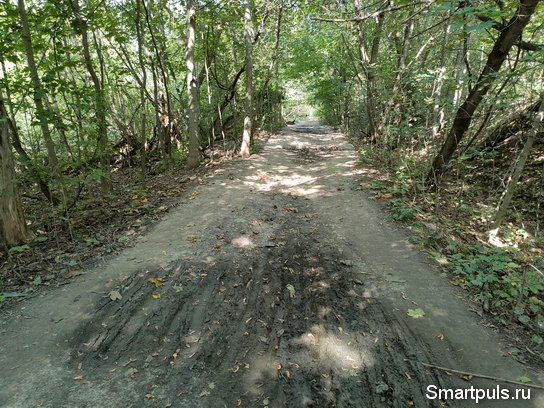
68, 191, 453, 407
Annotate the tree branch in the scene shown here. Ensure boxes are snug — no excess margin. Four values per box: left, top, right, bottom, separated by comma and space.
477, 15, 543, 51
311, 1, 429, 23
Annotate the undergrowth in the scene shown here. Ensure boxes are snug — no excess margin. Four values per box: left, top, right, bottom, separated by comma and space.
359, 145, 544, 361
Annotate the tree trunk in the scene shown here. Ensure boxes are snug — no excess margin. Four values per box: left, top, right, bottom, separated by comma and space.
0, 58, 57, 204
135, 0, 148, 183
71, 0, 113, 194
354, 0, 385, 140
254, 4, 283, 129
426, 0, 540, 185
17, 0, 62, 199
489, 92, 543, 233
185, 0, 200, 168
240, 0, 255, 158
142, 0, 173, 158
0, 95, 34, 246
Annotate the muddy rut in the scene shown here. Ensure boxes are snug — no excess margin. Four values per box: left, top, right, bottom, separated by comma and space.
1, 122, 542, 407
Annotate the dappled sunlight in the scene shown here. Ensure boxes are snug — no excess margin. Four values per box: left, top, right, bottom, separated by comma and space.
293, 324, 372, 373
243, 352, 280, 397
231, 235, 255, 248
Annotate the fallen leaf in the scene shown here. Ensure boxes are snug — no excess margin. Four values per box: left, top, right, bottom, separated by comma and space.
62, 270, 84, 279
259, 336, 269, 344
436, 333, 445, 341
517, 376, 532, 383
125, 368, 138, 377
148, 277, 164, 287
352, 279, 364, 285
450, 278, 463, 286
108, 290, 122, 301
286, 284, 296, 298
73, 376, 83, 381
407, 308, 425, 319
152, 294, 161, 299
144, 394, 154, 399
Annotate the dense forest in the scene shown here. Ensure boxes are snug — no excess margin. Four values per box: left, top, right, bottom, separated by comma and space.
1, 0, 544, 404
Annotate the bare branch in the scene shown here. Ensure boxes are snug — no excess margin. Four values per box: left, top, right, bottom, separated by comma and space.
311, 1, 429, 23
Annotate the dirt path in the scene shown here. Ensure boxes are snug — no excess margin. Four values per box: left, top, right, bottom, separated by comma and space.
1, 121, 542, 407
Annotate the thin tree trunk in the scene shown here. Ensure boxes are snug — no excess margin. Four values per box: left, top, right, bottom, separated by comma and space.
135, 0, 148, 183
254, 3, 283, 130
354, 0, 385, 140
0, 57, 56, 204
17, 0, 62, 200
426, 0, 540, 185
71, 0, 113, 194
185, 0, 200, 168
240, 0, 255, 158
142, 0, 173, 157
489, 92, 543, 233
0, 94, 34, 246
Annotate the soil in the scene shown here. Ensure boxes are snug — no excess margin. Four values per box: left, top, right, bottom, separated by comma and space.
1, 121, 543, 407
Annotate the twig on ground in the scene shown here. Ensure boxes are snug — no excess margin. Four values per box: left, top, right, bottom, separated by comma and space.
405, 359, 544, 390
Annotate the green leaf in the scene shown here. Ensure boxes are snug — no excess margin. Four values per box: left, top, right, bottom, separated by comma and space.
286, 284, 296, 298
516, 376, 532, 383
407, 308, 425, 319
259, 336, 269, 344
9, 244, 30, 253
173, 285, 184, 293
348, 369, 358, 377
518, 315, 530, 323
532, 335, 543, 345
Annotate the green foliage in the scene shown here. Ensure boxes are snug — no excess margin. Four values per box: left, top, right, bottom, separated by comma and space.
448, 245, 544, 343
9, 244, 30, 253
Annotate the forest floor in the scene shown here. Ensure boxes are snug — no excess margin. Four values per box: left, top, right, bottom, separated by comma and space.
1, 121, 543, 407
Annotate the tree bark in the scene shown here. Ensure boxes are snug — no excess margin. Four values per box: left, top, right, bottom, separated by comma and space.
489, 92, 543, 232
0, 94, 34, 246
0, 58, 57, 204
426, 0, 540, 185
17, 0, 62, 199
71, 0, 113, 194
185, 0, 200, 168
142, 0, 173, 158
135, 0, 148, 183
240, 0, 255, 158
354, 0, 385, 140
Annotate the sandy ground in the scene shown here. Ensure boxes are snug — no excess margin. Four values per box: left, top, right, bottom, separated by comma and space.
1, 121, 542, 407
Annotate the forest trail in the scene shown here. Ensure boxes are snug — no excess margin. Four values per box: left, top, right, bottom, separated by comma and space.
1, 122, 543, 407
